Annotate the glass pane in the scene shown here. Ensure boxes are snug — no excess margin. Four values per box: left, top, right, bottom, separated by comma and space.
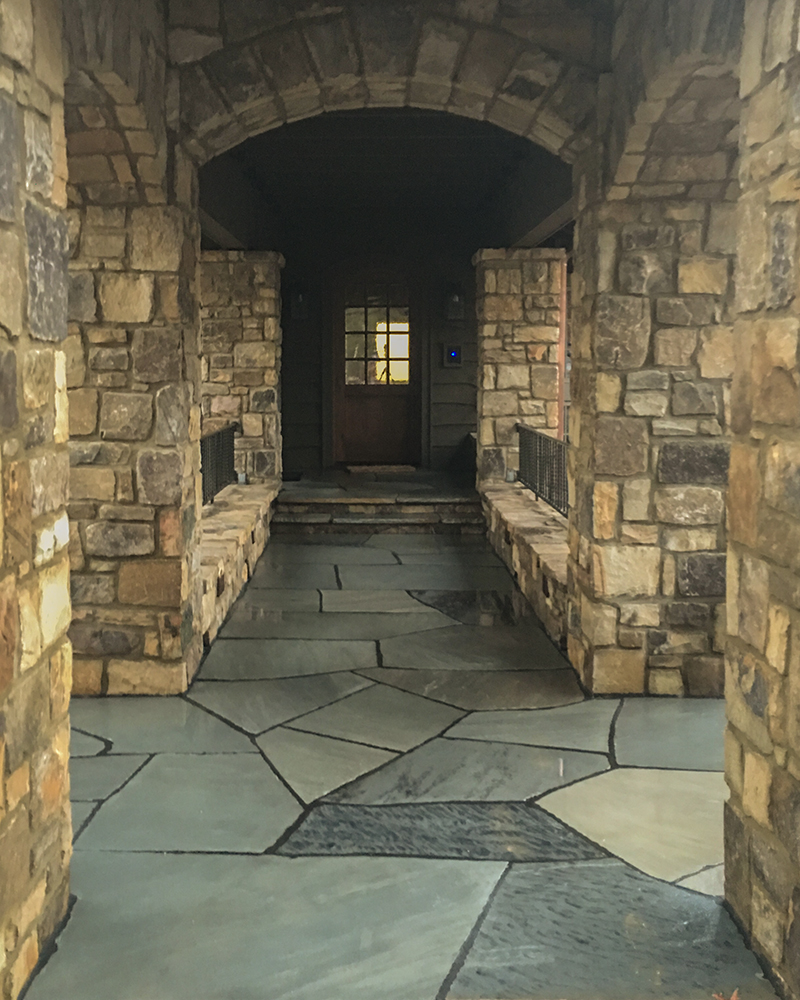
345, 307, 365, 332
388, 333, 409, 358
389, 283, 408, 306
345, 360, 365, 385
389, 360, 410, 384
367, 360, 387, 384
389, 306, 409, 328
345, 334, 365, 359
365, 333, 386, 359
367, 285, 387, 307
367, 307, 387, 332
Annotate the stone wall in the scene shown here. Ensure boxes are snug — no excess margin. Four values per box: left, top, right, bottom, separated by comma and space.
199, 252, 284, 482
567, 52, 740, 697
0, 0, 74, 995
474, 248, 565, 483
724, 1, 800, 994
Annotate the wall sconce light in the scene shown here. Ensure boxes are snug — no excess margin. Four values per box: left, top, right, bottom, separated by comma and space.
445, 284, 466, 321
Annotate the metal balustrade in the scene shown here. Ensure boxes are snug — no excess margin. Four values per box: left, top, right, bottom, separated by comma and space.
516, 423, 568, 517
200, 423, 238, 505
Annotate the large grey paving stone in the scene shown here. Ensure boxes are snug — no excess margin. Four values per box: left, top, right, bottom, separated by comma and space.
278, 802, 607, 861
321, 590, 440, 613
360, 667, 583, 710
220, 610, 455, 640
327, 737, 608, 804
71, 801, 96, 839
447, 860, 776, 1000
337, 564, 514, 592
446, 700, 620, 753
380, 623, 568, 672
615, 697, 726, 770
288, 684, 464, 751
248, 563, 338, 589
397, 550, 504, 567
69, 755, 148, 801
189, 674, 373, 735
408, 589, 515, 625
228, 589, 321, 615
26, 853, 504, 1000
70, 728, 107, 756
256, 728, 396, 802
198, 638, 378, 679
262, 543, 398, 565
365, 534, 488, 551
69, 697, 255, 754
272, 532, 369, 546
76, 754, 301, 853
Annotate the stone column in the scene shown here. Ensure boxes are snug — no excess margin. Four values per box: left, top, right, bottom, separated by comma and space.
724, 4, 800, 993
199, 251, 284, 482
0, 0, 74, 994
474, 248, 565, 484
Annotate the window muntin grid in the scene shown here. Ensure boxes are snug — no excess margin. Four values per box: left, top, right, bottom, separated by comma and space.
344, 284, 410, 385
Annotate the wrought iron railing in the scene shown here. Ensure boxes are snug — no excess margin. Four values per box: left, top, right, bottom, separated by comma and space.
200, 423, 238, 505
516, 423, 568, 517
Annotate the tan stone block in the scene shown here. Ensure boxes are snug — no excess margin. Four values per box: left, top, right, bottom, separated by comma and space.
7, 761, 30, 810
18, 582, 41, 672
724, 727, 744, 797
648, 668, 685, 696
22, 348, 53, 409
0, 228, 25, 339
622, 479, 650, 522
69, 154, 115, 184
654, 487, 724, 525
620, 523, 659, 545
581, 595, 617, 646
593, 482, 618, 540
619, 603, 661, 627
765, 604, 790, 674
158, 508, 182, 557
118, 559, 182, 607
68, 387, 98, 435
71, 657, 103, 695
728, 442, 759, 549
678, 257, 729, 295
233, 342, 275, 369
530, 366, 559, 400
663, 528, 718, 551
106, 659, 187, 695
495, 364, 528, 392
10, 932, 38, 999
481, 296, 523, 322
592, 648, 646, 694
130, 207, 183, 272
481, 391, 519, 417
241, 412, 262, 437
98, 273, 154, 323
746, 78, 782, 146
654, 328, 696, 367
697, 325, 734, 379
661, 554, 676, 596
15, 878, 46, 937
70, 466, 115, 501
0, 0, 33, 67
38, 559, 70, 649
592, 545, 660, 597
742, 751, 772, 827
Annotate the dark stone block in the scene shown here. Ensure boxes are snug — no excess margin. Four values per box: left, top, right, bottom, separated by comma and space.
595, 294, 650, 369
25, 412, 54, 449
25, 203, 68, 342
672, 381, 718, 415
594, 417, 649, 476
69, 620, 144, 657
665, 602, 712, 628
4, 666, 49, 770
70, 573, 117, 606
769, 208, 796, 310
621, 225, 675, 250
677, 553, 726, 597
656, 296, 717, 326
137, 450, 182, 505
0, 346, 18, 429
479, 447, 505, 480
250, 388, 276, 412
787, 889, 800, 993
724, 801, 751, 927
769, 767, 800, 873
68, 271, 97, 322
657, 441, 730, 484
131, 330, 181, 383
618, 251, 673, 295
254, 450, 277, 477
0, 94, 19, 222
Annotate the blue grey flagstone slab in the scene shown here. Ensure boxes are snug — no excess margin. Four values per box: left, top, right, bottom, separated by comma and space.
70, 801, 96, 839
320, 589, 440, 613
262, 543, 398, 564
614, 697, 726, 770
198, 637, 378, 679
70, 728, 106, 756
69, 754, 148, 801
408, 589, 514, 624
337, 564, 515, 592
76, 753, 301, 853
25, 852, 504, 1000
380, 623, 568, 672
277, 802, 607, 861
219, 609, 455, 640
446, 859, 777, 1000
247, 562, 338, 589
397, 550, 505, 566
228, 589, 321, 614
69, 697, 255, 754
327, 737, 608, 804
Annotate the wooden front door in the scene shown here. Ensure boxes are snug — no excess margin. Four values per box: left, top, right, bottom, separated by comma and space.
333, 270, 421, 466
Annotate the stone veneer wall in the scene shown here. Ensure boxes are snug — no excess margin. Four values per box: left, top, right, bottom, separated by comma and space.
200, 252, 284, 482
567, 53, 740, 697
0, 0, 74, 995
474, 248, 565, 483
724, 2, 800, 994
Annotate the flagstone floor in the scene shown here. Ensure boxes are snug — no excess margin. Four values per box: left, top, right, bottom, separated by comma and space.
29, 534, 775, 1000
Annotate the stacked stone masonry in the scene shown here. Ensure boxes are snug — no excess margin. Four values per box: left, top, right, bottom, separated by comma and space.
474, 248, 565, 483
200, 251, 284, 482
0, 0, 73, 996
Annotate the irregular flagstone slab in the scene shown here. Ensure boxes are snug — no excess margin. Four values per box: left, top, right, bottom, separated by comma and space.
277, 802, 607, 861
320, 590, 442, 614
189, 674, 373, 735
76, 754, 301, 853
396, 550, 504, 567
198, 638, 378, 680
262, 544, 398, 565
614, 698, 726, 770
256, 728, 397, 802
273, 532, 369, 546
69, 755, 149, 802
220, 610, 454, 640
70, 728, 107, 757
26, 853, 504, 1000
677, 864, 725, 897
337, 564, 514, 592
71, 801, 96, 839
327, 738, 608, 804
288, 684, 464, 752
447, 860, 776, 1000
69, 698, 255, 754
408, 589, 513, 625
380, 623, 568, 672
365, 534, 487, 551
248, 563, 338, 590
446, 700, 620, 753
229, 589, 321, 615
359, 667, 583, 710
539, 768, 726, 882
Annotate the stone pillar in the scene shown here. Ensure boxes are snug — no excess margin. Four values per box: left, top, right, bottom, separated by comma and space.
199, 251, 284, 482
0, 0, 74, 995
724, 4, 800, 994
65, 87, 203, 696
474, 248, 565, 484
568, 66, 739, 698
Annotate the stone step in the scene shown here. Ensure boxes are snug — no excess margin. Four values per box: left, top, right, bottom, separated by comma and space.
272, 496, 486, 534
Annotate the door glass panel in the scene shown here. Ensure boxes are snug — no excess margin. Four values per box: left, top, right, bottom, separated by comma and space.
389, 306, 409, 327
365, 333, 384, 359
345, 361, 365, 385
345, 307, 365, 332
367, 360, 387, 384
389, 361, 410, 384
345, 334, 365, 359
388, 333, 409, 358
367, 307, 386, 332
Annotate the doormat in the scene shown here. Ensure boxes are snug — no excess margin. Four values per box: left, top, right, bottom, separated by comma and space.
346, 465, 416, 474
